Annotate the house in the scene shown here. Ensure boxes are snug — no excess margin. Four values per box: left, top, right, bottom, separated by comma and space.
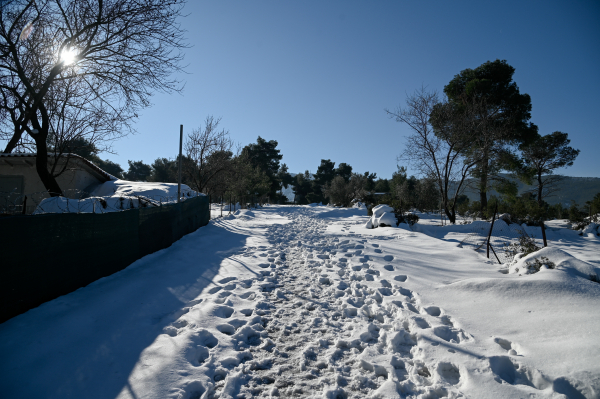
0, 153, 112, 214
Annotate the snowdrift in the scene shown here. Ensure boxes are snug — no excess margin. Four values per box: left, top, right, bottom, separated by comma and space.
33, 180, 203, 214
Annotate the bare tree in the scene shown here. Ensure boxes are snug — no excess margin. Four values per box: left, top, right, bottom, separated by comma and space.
386, 88, 482, 223
184, 116, 234, 194
0, 0, 187, 196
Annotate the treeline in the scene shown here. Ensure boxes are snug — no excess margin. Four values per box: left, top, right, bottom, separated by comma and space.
288, 161, 439, 212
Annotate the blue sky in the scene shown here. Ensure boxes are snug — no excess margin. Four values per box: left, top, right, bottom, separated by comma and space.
109, 0, 600, 179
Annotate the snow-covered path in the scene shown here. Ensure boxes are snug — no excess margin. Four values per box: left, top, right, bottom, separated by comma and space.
1, 205, 599, 398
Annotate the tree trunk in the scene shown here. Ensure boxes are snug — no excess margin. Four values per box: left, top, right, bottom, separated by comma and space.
479, 152, 489, 213
444, 206, 456, 224
3, 124, 24, 153
537, 173, 544, 207
34, 132, 63, 197
479, 189, 487, 212
443, 197, 456, 224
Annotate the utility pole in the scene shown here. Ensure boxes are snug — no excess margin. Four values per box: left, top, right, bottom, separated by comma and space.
177, 124, 183, 203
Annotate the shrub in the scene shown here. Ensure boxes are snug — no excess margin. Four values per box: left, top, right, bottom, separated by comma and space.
388, 199, 419, 226
524, 256, 556, 273
402, 213, 420, 226
568, 202, 586, 225
505, 229, 540, 260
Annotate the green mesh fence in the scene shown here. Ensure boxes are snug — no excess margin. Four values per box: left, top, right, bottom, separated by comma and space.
0, 195, 209, 323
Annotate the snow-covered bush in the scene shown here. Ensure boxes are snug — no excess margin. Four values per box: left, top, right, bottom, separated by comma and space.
365, 204, 419, 228
509, 247, 599, 281
523, 256, 556, 274
366, 204, 395, 228
505, 229, 540, 262
401, 213, 419, 226
581, 222, 599, 235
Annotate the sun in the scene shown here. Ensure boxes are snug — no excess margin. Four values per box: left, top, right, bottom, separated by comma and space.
60, 47, 77, 65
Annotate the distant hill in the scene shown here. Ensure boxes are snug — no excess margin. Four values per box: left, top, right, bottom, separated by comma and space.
458, 175, 600, 206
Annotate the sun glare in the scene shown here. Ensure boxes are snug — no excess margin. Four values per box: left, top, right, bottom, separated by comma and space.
60, 47, 77, 65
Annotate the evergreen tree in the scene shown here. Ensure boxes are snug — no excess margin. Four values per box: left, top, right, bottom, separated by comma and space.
441, 60, 538, 211
242, 137, 283, 199
363, 172, 377, 192
305, 159, 338, 204
314, 159, 336, 186
374, 179, 390, 193
276, 164, 294, 203
335, 163, 353, 182
149, 158, 178, 183
292, 171, 313, 204
520, 131, 580, 207
95, 159, 124, 179
124, 160, 152, 182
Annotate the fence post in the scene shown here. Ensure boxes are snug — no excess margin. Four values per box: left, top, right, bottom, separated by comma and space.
177, 124, 183, 203
487, 204, 498, 259
541, 220, 548, 247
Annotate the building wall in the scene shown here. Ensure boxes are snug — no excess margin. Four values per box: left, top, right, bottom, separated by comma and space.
0, 158, 106, 213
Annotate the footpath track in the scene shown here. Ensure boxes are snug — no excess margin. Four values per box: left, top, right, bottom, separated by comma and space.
169, 208, 472, 399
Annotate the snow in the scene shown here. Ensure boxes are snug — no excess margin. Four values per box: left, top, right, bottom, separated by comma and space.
89, 179, 198, 199
1, 205, 599, 398
367, 204, 397, 228
32, 180, 203, 214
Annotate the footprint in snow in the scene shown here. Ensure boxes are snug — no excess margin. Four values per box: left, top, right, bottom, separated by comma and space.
394, 275, 407, 282
383, 255, 394, 262
190, 329, 219, 349
383, 265, 395, 271
211, 305, 234, 318
380, 279, 392, 288
433, 326, 471, 344
216, 324, 236, 335
494, 337, 520, 355
405, 303, 419, 313
487, 356, 558, 391
207, 286, 222, 294
441, 315, 454, 327
239, 292, 256, 300
424, 306, 441, 317
437, 362, 461, 385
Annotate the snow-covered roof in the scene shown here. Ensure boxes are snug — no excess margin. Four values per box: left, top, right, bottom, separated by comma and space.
0, 152, 112, 182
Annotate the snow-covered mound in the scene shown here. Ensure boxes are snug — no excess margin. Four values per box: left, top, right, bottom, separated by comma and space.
582, 222, 599, 236
33, 180, 203, 214
366, 204, 397, 228
89, 179, 199, 199
509, 247, 599, 279
32, 195, 158, 215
